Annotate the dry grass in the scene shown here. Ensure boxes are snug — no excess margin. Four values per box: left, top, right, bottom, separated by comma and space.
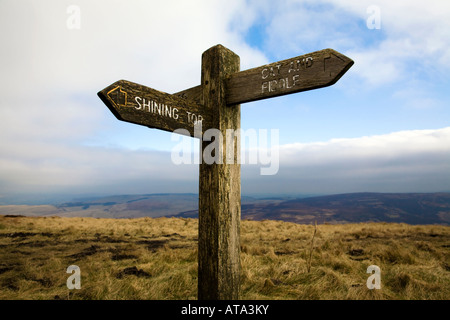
0, 215, 449, 300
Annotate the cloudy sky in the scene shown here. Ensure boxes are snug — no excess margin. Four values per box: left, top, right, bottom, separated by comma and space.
1, 0, 449, 202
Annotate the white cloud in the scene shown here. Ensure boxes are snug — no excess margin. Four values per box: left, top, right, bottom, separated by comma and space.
247, 0, 450, 89
0, 0, 268, 91
2, 126, 448, 195
0, 140, 199, 195
247, 127, 450, 193
1, 1, 449, 198
281, 127, 450, 163
0, 0, 268, 157
0, 0, 267, 195
337, 0, 450, 86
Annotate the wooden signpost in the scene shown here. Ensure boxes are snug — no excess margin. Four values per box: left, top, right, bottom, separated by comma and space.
98, 44, 353, 300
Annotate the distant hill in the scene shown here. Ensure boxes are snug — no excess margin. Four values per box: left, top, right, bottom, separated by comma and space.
246, 192, 450, 225
0, 194, 198, 219
1, 192, 449, 225
174, 192, 450, 225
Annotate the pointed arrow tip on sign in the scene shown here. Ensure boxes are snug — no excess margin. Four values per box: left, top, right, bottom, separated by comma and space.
324, 49, 354, 68
97, 80, 127, 121
322, 48, 354, 85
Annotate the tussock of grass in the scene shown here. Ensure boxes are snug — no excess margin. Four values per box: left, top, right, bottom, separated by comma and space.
0, 215, 448, 300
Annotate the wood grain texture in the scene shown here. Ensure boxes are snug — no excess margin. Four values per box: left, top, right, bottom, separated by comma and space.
225, 48, 354, 105
173, 85, 202, 104
198, 44, 241, 300
98, 80, 210, 138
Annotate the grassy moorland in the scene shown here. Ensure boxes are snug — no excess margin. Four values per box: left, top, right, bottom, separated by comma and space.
0, 215, 448, 300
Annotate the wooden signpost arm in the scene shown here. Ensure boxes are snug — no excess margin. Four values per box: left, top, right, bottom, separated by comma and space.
173, 85, 202, 104
198, 45, 241, 300
225, 48, 353, 105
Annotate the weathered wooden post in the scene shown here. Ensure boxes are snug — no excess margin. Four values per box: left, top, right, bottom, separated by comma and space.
198, 45, 241, 300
